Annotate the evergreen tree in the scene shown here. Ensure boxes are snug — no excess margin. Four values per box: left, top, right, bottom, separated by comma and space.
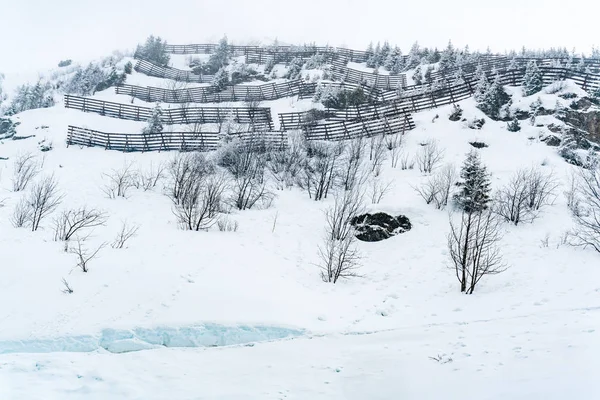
212, 67, 230, 90
453, 66, 465, 85
380, 41, 391, 62
454, 150, 492, 213
365, 42, 374, 60
438, 40, 456, 76
523, 60, 544, 96
412, 64, 423, 85
474, 73, 489, 102
142, 103, 163, 135
284, 57, 304, 80
403, 42, 421, 70
507, 57, 518, 71
136, 35, 170, 66
576, 57, 586, 72
384, 46, 401, 71
424, 65, 434, 84
506, 117, 521, 132
477, 73, 510, 119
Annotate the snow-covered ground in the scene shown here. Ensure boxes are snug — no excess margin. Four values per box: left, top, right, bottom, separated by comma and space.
1, 62, 599, 399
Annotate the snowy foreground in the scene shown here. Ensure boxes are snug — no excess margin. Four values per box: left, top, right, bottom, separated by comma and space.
1, 66, 600, 398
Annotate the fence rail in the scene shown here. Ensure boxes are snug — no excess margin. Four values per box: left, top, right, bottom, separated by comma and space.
116, 79, 312, 103
279, 102, 414, 131
64, 95, 273, 128
66, 126, 286, 152
134, 60, 213, 83
332, 58, 408, 90
303, 114, 414, 141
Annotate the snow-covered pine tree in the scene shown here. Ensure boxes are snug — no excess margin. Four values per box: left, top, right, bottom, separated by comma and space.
454, 150, 492, 213
438, 40, 456, 76
212, 67, 230, 90
477, 73, 510, 120
523, 60, 544, 96
403, 42, 421, 70
506, 117, 521, 132
365, 42, 374, 60
473, 72, 489, 102
142, 103, 164, 135
507, 57, 518, 71
284, 57, 304, 80
453, 66, 465, 85
424, 65, 434, 84
380, 41, 391, 63
412, 64, 423, 85
136, 35, 170, 66
391, 54, 405, 74
384, 46, 401, 71
576, 57, 586, 72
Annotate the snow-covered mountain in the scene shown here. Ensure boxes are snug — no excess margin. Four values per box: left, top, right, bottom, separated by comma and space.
1, 39, 600, 399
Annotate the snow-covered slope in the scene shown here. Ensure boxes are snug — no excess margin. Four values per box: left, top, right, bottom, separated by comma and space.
1, 61, 599, 399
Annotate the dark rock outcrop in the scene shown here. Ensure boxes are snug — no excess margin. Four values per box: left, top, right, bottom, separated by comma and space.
350, 212, 411, 242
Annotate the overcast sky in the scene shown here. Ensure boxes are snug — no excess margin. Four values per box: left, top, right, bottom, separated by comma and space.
0, 0, 598, 74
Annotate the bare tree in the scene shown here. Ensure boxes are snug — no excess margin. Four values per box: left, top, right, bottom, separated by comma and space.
495, 167, 558, 225
166, 152, 212, 205
267, 130, 306, 190
432, 164, 457, 209
414, 164, 457, 209
569, 163, 600, 252
298, 141, 344, 201
11, 197, 31, 228
53, 207, 108, 242
564, 170, 580, 212
102, 164, 135, 199
69, 236, 107, 273
400, 152, 415, 170
224, 139, 274, 210
416, 139, 444, 174
318, 188, 365, 283
112, 221, 140, 249
27, 175, 63, 231
386, 132, 404, 168
369, 176, 393, 204
340, 136, 367, 191
173, 171, 227, 231
448, 209, 507, 294
369, 133, 387, 176
12, 153, 39, 192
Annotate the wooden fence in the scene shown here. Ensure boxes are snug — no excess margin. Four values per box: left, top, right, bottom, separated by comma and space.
279, 102, 414, 131
134, 60, 213, 83
163, 44, 260, 55
66, 126, 286, 152
303, 114, 414, 141
64, 95, 273, 128
332, 58, 408, 90
299, 81, 383, 100
115, 79, 312, 103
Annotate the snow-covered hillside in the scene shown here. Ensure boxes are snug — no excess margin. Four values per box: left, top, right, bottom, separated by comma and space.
1, 41, 600, 399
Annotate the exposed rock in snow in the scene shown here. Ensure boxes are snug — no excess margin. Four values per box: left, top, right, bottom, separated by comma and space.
351, 212, 411, 242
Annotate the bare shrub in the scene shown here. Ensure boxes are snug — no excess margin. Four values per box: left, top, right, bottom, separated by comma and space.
27, 175, 63, 231
386, 132, 404, 168
340, 136, 367, 191
12, 153, 38, 192
448, 209, 507, 294
318, 189, 365, 283
217, 216, 239, 232
416, 139, 444, 174
173, 170, 227, 231
494, 167, 558, 225
369, 176, 393, 204
369, 133, 387, 176
298, 141, 344, 201
69, 236, 107, 273
224, 139, 274, 210
135, 162, 166, 191
564, 170, 580, 212
61, 278, 74, 294
112, 221, 140, 249
414, 164, 457, 209
102, 164, 135, 198
569, 164, 600, 252
166, 152, 212, 205
11, 198, 31, 228
267, 131, 305, 190
53, 207, 108, 242
400, 152, 415, 170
